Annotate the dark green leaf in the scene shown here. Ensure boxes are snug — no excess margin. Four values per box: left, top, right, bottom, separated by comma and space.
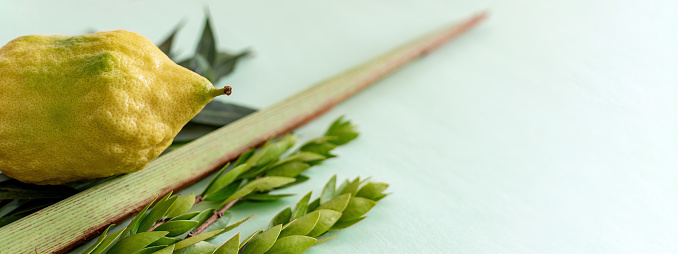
320, 175, 337, 204
279, 210, 320, 238
237, 159, 278, 179
191, 54, 216, 83
174, 241, 216, 254
0, 199, 26, 217
0, 214, 21, 227
307, 209, 342, 237
269, 207, 292, 229
339, 197, 376, 222
153, 220, 199, 237
245, 193, 294, 201
214, 233, 239, 254
241, 224, 281, 254
213, 50, 250, 80
190, 100, 257, 127
157, 21, 184, 58
0, 179, 76, 199
138, 195, 178, 232
329, 217, 366, 231
196, 14, 217, 66
174, 123, 220, 142
356, 182, 389, 201
265, 161, 310, 178
292, 192, 312, 220
166, 193, 195, 218
107, 231, 168, 254
307, 198, 320, 212
265, 235, 316, 254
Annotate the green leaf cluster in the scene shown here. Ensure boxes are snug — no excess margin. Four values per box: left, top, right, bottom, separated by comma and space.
78, 117, 363, 253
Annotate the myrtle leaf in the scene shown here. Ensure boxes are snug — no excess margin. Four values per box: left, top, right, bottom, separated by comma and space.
204, 211, 232, 233
171, 211, 202, 222
138, 195, 178, 232
153, 220, 199, 237
339, 197, 376, 222
299, 138, 337, 158
166, 193, 196, 218
240, 228, 261, 249
245, 193, 294, 201
264, 161, 310, 178
133, 245, 166, 254
329, 217, 366, 231
254, 177, 297, 192
193, 208, 216, 225
338, 177, 361, 196
174, 241, 217, 254
315, 234, 337, 244
269, 207, 292, 229
90, 229, 124, 254
120, 195, 158, 238
213, 233, 239, 254
107, 231, 168, 254
324, 116, 359, 145
273, 152, 326, 166
204, 181, 241, 202
81, 224, 115, 254
292, 192, 312, 220
316, 193, 351, 212
241, 224, 281, 254
246, 135, 297, 168
320, 175, 337, 203
307, 209, 343, 237
356, 182, 389, 201
204, 164, 251, 197
307, 198, 320, 212
279, 210, 320, 238
276, 175, 310, 190
150, 244, 174, 254
264, 235, 316, 254
148, 236, 180, 247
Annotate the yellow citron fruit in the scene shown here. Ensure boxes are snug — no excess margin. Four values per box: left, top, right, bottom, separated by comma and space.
0, 30, 230, 185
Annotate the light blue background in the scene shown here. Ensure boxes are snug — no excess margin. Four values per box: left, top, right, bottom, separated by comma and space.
1, 1, 676, 253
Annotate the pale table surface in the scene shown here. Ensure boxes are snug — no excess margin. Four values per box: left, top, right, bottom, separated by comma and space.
1, 0, 676, 253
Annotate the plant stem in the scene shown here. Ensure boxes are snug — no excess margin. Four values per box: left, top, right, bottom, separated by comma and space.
147, 218, 171, 232
187, 197, 242, 237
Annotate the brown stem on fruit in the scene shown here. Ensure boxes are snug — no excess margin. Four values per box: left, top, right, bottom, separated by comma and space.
187, 197, 241, 237
224, 85, 232, 96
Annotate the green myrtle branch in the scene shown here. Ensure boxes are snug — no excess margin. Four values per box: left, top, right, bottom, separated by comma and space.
229, 176, 389, 254
79, 116, 359, 253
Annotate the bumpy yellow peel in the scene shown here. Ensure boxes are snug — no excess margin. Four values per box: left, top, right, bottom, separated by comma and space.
0, 30, 228, 185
